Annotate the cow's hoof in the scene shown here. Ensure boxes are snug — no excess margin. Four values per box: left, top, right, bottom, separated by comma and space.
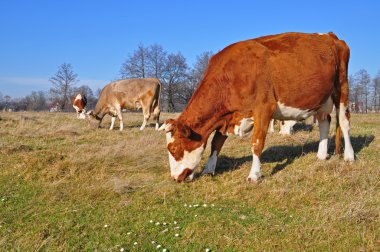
344, 155, 355, 162
246, 174, 263, 183
317, 153, 330, 160
201, 171, 215, 176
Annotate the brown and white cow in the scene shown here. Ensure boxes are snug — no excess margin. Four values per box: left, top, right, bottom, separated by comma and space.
269, 119, 298, 135
87, 78, 161, 131
159, 32, 354, 182
72, 93, 87, 119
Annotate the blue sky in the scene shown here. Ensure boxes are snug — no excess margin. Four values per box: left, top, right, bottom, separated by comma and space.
0, 0, 379, 98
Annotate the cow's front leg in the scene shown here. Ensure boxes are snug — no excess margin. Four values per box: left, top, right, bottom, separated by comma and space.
109, 116, 116, 130
201, 131, 228, 176
247, 110, 272, 182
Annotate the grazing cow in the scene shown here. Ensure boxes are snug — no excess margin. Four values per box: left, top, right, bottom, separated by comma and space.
72, 94, 87, 119
87, 78, 161, 131
159, 32, 354, 182
269, 119, 297, 135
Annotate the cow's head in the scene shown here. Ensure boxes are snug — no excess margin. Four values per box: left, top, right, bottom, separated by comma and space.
159, 119, 205, 182
72, 94, 86, 114
86, 110, 103, 128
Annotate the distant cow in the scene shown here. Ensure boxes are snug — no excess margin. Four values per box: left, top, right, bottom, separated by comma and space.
87, 78, 161, 131
72, 94, 87, 119
159, 32, 354, 182
269, 119, 298, 135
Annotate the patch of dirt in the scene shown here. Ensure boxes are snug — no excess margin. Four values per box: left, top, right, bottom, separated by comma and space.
1, 144, 34, 154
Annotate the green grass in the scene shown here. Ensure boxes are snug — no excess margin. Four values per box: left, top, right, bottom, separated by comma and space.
0, 111, 379, 251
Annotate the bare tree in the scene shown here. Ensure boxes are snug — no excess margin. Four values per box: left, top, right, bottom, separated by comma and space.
4, 95, 11, 110
186, 51, 213, 104
354, 69, 371, 113
119, 44, 191, 111
120, 44, 148, 78
49, 63, 78, 111
146, 44, 167, 79
372, 71, 380, 112
162, 52, 189, 111
22, 91, 48, 111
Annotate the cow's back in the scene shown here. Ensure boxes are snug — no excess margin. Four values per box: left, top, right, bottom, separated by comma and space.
113, 78, 159, 95
255, 32, 340, 110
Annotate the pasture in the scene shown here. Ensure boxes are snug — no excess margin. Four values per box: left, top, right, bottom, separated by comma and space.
0, 111, 379, 251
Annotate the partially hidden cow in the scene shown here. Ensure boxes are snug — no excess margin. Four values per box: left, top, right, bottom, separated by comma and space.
269, 119, 298, 135
72, 94, 87, 119
87, 78, 161, 131
159, 32, 355, 182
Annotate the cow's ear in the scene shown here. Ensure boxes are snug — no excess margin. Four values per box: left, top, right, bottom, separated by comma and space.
177, 122, 191, 138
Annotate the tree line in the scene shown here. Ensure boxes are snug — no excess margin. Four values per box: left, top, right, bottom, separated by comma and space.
0, 43, 379, 113
349, 69, 380, 113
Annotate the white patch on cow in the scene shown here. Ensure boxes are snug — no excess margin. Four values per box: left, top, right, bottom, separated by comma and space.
168, 151, 177, 176
78, 112, 86, 119
279, 120, 297, 135
317, 33, 325, 35
317, 118, 330, 160
274, 102, 315, 121
232, 118, 254, 137
247, 154, 262, 182
73, 105, 80, 113
155, 123, 160, 130
233, 125, 240, 135
268, 119, 275, 133
75, 94, 82, 100
165, 131, 174, 144
169, 144, 205, 180
202, 151, 218, 175
338, 103, 354, 161
110, 116, 116, 130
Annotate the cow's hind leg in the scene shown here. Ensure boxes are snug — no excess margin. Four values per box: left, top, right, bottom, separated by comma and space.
338, 103, 354, 161
153, 106, 161, 130
201, 131, 228, 176
247, 107, 274, 182
117, 109, 123, 131
140, 108, 150, 131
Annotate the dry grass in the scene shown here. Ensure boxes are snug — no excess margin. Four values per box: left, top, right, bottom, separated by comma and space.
0, 111, 379, 251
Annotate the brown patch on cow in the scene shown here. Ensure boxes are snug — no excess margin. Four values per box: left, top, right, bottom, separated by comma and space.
345, 109, 350, 120
219, 111, 253, 135
165, 119, 203, 161
176, 168, 192, 182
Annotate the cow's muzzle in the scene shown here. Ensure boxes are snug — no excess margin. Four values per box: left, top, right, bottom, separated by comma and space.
173, 168, 193, 182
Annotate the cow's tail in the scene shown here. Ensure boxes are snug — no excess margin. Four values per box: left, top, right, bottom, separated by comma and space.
152, 80, 161, 122
333, 37, 351, 156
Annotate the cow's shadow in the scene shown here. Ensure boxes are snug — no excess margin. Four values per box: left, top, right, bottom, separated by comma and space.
211, 135, 374, 177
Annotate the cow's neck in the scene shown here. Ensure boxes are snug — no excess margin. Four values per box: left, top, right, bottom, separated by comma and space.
177, 83, 227, 142
94, 105, 108, 119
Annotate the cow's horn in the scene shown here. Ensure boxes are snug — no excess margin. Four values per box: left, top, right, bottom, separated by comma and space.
158, 123, 173, 132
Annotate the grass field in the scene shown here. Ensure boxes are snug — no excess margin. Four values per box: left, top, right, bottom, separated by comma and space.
0, 111, 379, 251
